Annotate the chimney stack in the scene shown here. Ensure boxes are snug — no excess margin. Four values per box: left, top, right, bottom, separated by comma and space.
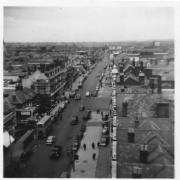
134, 116, 139, 128
120, 73, 124, 84
139, 144, 148, 163
139, 71, 145, 85
122, 101, 128, 117
132, 166, 142, 178
140, 61, 144, 71
128, 128, 135, 143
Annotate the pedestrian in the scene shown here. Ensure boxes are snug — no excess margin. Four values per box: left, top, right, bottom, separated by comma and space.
101, 111, 103, 117
92, 142, 95, 149
92, 153, 96, 160
83, 143, 86, 151
97, 142, 100, 147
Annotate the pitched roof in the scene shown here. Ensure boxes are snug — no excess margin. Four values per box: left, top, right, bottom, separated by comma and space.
124, 64, 135, 73
141, 131, 169, 146
139, 120, 160, 130
30, 70, 48, 81
148, 145, 174, 164
124, 74, 139, 83
4, 98, 15, 114
22, 87, 36, 98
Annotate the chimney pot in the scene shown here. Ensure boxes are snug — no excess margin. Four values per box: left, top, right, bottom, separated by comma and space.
139, 144, 148, 163
132, 166, 142, 178
128, 128, 135, 143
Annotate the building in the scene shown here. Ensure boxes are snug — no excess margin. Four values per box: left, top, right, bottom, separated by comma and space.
23, 59, 68, 99
116, 93, 174, 178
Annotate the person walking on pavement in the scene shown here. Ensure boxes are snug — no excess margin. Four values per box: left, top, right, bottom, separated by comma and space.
83, 143, 86, 151
92, 153, 96, 160
97, 142, 100, 147
92, 142, 95, 149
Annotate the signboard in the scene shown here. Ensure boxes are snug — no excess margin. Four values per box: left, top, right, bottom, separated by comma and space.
21, 111, 31, 116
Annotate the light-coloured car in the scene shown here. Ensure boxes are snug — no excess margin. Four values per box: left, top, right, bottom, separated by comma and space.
102, 127, 109, 134
85, 91, 91, 97
46, 136, 56, 145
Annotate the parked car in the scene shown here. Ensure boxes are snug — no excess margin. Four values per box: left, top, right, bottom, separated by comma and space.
80, 124, 86, 132
91, 91, 97, 97
46, 136, 56, 145
96, 73, 100, 78
83, 110, 91, 120
78, 82, 82, 88
99, 135, 109, 147
75, 93, 81, 100
70, 116, 79, 125
79, 104, 85, 111
102, 127, 109, 135
85, 91, 91, 97
69, 91, 76, 98
72, 141, 80, 152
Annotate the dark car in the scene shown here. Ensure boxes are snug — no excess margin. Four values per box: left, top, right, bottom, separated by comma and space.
83, 110, 91, 121
49, 152, 61, 160
49, 145, 62, 160
80, 104, 85, 111
52, 145, 62, 154
20, 151, 33, 162
80, 125, 86, 132
75, 93, 81, 100
70, 140, 80, 152
70, 116, 79, 125
91, 91, 97, 97
69, 91, 76, 98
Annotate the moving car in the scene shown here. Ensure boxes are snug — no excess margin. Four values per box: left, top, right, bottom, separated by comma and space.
52, 145, 62, 153
49, 151, 61, 160
46, 136, 56, 145
70, 116, 79, 125
49, 145, 62, 160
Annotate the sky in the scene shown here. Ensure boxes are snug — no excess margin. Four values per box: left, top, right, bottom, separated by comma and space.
4, 7, 174, 42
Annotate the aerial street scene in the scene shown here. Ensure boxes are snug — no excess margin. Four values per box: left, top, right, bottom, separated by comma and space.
3, 5, 174, 178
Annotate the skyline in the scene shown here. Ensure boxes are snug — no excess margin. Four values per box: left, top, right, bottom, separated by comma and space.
4, 7, 174, 42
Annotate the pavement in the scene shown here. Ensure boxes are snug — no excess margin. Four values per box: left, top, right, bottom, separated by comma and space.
70, 112, 102, 178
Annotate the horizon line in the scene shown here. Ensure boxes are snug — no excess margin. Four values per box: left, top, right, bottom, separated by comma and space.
4, 39, 174, 44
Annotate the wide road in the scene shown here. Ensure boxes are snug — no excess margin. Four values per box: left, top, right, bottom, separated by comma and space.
18, 53, 110, 178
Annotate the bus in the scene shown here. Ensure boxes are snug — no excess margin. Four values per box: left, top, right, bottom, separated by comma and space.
12, 129, 35, 162
37, 115, 52, 139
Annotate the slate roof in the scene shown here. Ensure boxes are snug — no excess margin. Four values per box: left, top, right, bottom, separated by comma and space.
116, 90, 174, 178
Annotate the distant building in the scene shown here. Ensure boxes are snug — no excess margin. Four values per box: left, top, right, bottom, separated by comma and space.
153, 41, 161, 47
